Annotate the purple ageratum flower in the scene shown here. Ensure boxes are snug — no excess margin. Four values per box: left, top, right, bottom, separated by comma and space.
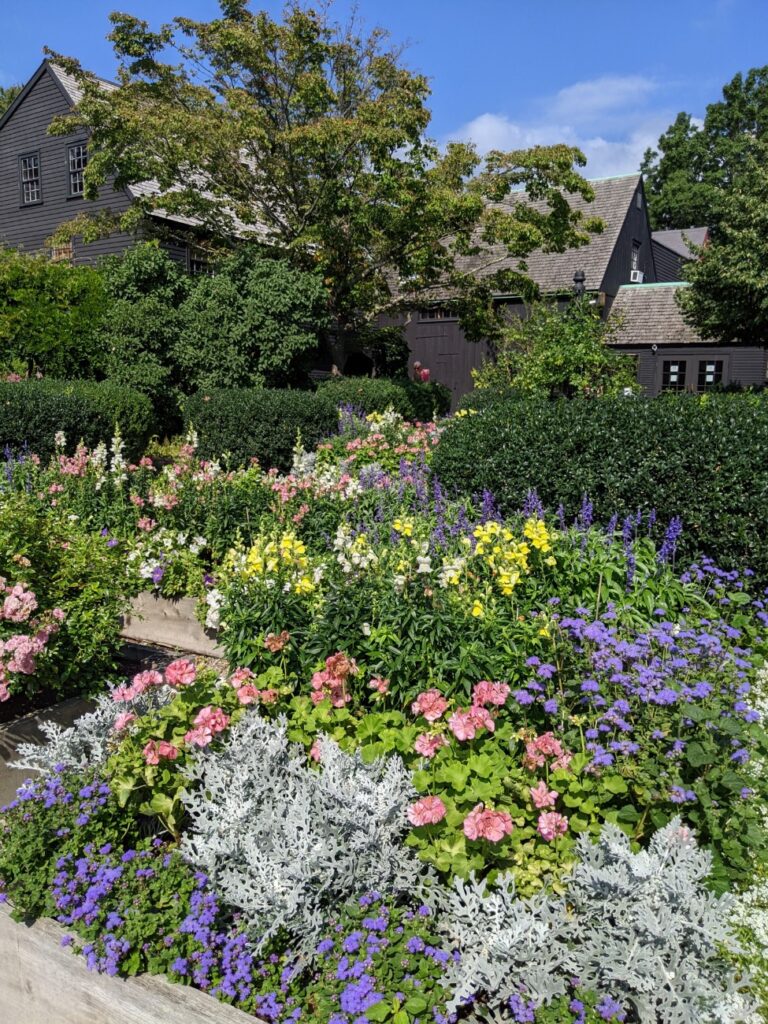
596, 995, 626, 1021
670, 786, 697, 804
508, 992, 537, 1022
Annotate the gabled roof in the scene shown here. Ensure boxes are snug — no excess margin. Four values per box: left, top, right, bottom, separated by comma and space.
611, 283, 702, 345
651, 227, 709, 261
449, 173, 643, 296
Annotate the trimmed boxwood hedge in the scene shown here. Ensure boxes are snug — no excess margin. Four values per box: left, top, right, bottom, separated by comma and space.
433, 393, 768, 581
184, 388, 338, 471
316, 377, 451, 420
0, 379, 154, 462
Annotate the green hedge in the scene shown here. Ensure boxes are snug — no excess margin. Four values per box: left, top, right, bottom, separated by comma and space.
0, 379, 154, 462
432, 393, 768, 580
316, 377, 451, 420
184, 388, 338, 471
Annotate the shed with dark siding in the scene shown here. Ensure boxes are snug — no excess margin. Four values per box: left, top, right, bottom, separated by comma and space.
609, 283, 766, 395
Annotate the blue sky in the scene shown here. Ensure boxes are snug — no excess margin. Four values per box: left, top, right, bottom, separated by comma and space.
2, 0, 767, 177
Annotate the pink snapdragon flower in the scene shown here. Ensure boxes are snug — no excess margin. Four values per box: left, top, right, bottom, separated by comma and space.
414, 733, 448, 758
310, 652, 358, 708
530, 780, 559, 809
309, 739, 322, 763
411, 689, 449, 722
537, 811, 568, 841
137, 517, 157, 532
408, 796, 447, 826
165, 659, 197, 687
113, 712, 137, 732
472, 680, 510, 708
463, 804, 514, 843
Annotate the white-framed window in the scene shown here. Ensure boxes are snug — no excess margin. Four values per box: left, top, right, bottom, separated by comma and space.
662, 359, 687, 392
20, 153, 41, 205
68, 144, 88, 196
188, 247, 213, 276
631, 240, 641, 272
50, 243, 74, 263
697, 359, 724, 391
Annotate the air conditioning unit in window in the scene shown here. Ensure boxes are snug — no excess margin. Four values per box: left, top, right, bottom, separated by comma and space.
630, 269, 645, 283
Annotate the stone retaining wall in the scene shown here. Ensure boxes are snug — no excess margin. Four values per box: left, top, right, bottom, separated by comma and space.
0, 902, 256, 1024
121, 592, 224, 659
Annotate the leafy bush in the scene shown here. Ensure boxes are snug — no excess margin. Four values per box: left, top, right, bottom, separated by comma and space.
184, 388, 338, 470
434, 393, 768, 582
174, 248, 329, 391
0, 378, 154, 461
0, 246, 106, 378
0, 496, 131, 700
317, 376, 451, 420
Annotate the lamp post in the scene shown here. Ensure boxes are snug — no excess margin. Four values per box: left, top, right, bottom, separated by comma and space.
572, 269, 586, 299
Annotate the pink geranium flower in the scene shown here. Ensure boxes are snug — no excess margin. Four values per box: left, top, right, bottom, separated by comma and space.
156, 740, 181, 761
448, 705, 495, 742
165, 659, 197, 687
113, 712, 137, 732
184, 726, 211, 748
237, 684, 260, 705
309, 739, 322, 763
414, 733, 448, 758
530, 780, 559, 809
408, 796, 447, 826
368, 675, 390, 695
463, 803, 514, 843
537, 811, 568, 841
131, 670, 163, 694
137, 517, 157, 532
229, 667, 254, 687
411, 689, 449, 722
142, 740, 160, 765
472, 680, 510, 708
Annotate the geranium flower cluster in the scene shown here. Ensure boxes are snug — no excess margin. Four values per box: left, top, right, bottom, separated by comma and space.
0, 576, 64, 700
311, 651, 359, 708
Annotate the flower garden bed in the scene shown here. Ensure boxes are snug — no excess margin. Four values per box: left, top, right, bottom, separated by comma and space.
0, 902, 257, 1024
0, 410, 767, 1022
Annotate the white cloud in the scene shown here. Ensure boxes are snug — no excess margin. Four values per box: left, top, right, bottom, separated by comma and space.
446, 74, 675, 179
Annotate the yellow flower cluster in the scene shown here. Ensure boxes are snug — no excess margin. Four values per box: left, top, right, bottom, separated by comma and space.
472, 518, 556, 596
242, 531, 315, 595
392, 517, 415, 538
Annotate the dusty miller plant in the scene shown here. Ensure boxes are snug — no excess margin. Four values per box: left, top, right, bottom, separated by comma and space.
433, 819, 750, 1024
180, 712, 426, 952
10, 686, 174, 774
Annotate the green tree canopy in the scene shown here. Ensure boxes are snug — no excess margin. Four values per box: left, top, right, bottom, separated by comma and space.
0, 247, 106, 378
473, 300, 637, 399
47, 1, 602, 341
641, 66, 768, 230
0, 84, 22, 116
679, 144, 768, 346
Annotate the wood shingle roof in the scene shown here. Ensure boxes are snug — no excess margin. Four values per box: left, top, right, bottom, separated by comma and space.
611, 283, 702, 345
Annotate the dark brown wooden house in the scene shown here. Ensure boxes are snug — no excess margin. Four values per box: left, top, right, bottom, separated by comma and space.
0, 60, 199, 267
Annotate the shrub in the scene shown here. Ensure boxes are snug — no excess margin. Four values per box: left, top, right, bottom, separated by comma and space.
0, 378, 154, 462
317, 376, 450, 419
433, 393, 768, 581
184, 388, 337, 470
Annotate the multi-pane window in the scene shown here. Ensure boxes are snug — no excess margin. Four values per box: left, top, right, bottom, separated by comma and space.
68, 144, 88, 196
631, 241, 641, 271
698, 359, 724, 391
20, 153, 41, 204
418, 306, 457, 322
662, 360, 687, 392
188, 247, 213, 276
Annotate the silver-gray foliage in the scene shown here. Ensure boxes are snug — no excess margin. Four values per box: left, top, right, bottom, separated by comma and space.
10, 686, 174, 774
180, 711, 426, 951
434, 819, 750, 1024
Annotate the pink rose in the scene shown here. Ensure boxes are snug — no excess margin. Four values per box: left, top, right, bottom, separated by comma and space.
537, 811, 568, 842
165, 659, 197, 687
414, 733, 448, 758
463, 803, 514, 843
113, 712, 137, 732
408, 796, 447, 827
530, 780, 558, 809
411, 689, 449, 722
